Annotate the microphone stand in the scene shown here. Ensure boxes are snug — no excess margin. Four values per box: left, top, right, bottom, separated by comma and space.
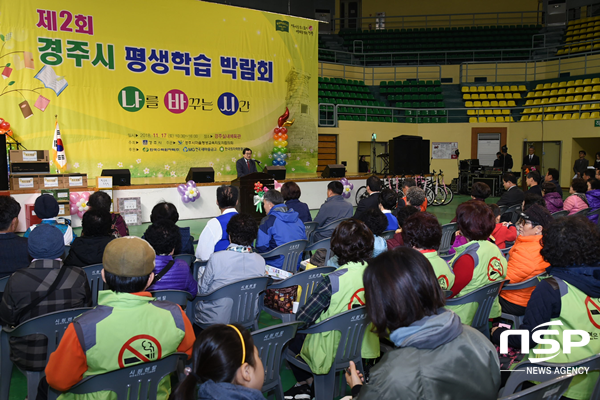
254, 160, 266, 172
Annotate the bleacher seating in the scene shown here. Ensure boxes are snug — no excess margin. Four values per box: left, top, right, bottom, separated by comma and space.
557, 16, 600, 55
327, 25, 539, 64
463, 85, 525, 123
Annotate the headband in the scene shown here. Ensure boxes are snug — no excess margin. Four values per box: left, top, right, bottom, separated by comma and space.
227, 324, 246, 365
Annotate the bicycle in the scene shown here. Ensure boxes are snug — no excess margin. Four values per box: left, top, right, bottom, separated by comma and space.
435, 169, 454, 206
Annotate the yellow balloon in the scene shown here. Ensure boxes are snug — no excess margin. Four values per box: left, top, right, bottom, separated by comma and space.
282, 140, 288, 147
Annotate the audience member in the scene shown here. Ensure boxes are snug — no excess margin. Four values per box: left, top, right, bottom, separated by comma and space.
405, 186, 426, 209
522, 192, 546, 211
24, 194, 75, 245
471, 182, 491, 202
583, 168, 595, 182
150, 202, 194, 255
499, 205, 552, 316
525, 170, 542, 196
256, 190, 306, 269
346, 248, 500, 400
574, 150, 589, 178
172, 324, 264, 400
282, 181, 312, 223
401, 178, 427, 211
447, 201, 507, 325
387, 206, 420, 250
402, 212, 455, 290
64, 208, 114, 268
545, 168, 562, 193
195, 185, 239, 261
378, 188, 398, 231
144, 220, 197, 296
357, 208, 388, 258
586, 178, 600, 223
354, 176, 381, 219
88, 191, 129, 238
497, 173, 524, 207
0, 225, 91, 372
488, 204, 517, 249
0, 196, 29, 277
284, 220, 379, 399
542, 181, 564, 213
196, 214, 265, 326
42, 237, 195, 400
595, 152, 600, 170
312, 181, 353, 242
492, 216, 600, 400
493, 152, 503, 168
564, 178, 589, 215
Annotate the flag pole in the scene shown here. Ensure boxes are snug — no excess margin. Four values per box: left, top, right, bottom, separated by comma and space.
54, 115, 58, 174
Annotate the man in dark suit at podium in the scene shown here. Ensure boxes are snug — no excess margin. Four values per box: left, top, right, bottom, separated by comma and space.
523, 146, 540, 167
236, 148, 258, 178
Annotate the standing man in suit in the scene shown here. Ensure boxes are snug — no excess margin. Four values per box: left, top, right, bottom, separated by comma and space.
236, 148, 258, 178
354, 175, 381, 220
573, 150, 589, 178
501, 145, 513, 172
523, 146, 540, 167
497, 173, 524, 207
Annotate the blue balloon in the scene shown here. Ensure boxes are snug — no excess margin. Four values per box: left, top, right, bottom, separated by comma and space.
281, 160, 287, 166
272, 160, 278, 166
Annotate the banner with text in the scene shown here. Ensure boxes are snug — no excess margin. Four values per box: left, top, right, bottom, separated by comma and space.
0, 0, 318, 182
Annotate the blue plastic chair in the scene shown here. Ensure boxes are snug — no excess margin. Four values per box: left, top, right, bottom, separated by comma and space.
587, 208, 600, 225
0, 276, 9, 292
252, 322, 301, 400
304, 222, 319, 239
258, 240, 308, 273
284, 307, 370, 400
500, 273, 546, 329
572, 208, 590, 216
0, 308, 92, 400
187, 276, 270, 330
173, 254, 195, 267
438, 223, 458, 257
380, 230, 395, 240
192, 260, 207, 281
63, 245, 71, 257
304, 238, 333, 264
83, 264, 104, 306
501, 246, 512, 260
47, 353, 188, 400
150, 290, 194, 308
499, 374, 574, 400
551, 210, 569, 219
504, 205, 522, 224
446, 280, 507, 339
501, 353, 600, 398
309, 218, 346, 244
261, 267, 336, 323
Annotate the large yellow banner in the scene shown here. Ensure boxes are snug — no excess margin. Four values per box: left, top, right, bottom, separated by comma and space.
0, 0, 318, 182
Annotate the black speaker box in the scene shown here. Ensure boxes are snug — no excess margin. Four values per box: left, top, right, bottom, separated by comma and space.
101, 169, 131, 186
0, 135, 7, 190
10, 162, 50, 174
390, 135, 430, 175
321, 164, 346, 178
264, 166, 286, 180
186, 167, 214, 183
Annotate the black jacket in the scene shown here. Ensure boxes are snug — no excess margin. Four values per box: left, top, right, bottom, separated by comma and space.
354, 192, 380, 220
523, 154, 540, 166
497, 186, 524, 207
574, 158, 589, 175
64, 235, 114, 267
236, 158, 258, 177
0, 233, 29, 278
527, 185, 543, 197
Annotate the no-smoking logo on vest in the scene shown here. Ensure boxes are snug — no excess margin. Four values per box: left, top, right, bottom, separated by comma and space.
118, 335, 162, 368
585, 296, 600, 329
487, 257, 504, 281
438, 275, 450, 290
348, 289, 365, 310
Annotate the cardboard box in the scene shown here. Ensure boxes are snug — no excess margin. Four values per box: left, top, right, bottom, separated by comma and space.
41, 175, 67, 189
57, 203, 70, 217
41, 188, 70, 204
9, 150, 49, 162
67, 174, 88, 188
10, 176, 39, 190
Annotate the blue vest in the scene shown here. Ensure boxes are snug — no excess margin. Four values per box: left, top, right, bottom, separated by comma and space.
214, 211, 237, 252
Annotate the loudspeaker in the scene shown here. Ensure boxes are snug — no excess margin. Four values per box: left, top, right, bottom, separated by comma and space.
10, 162, 50, 174
390, 135, 430, 175
321, 164, 346, 178
186, 167, 214, 183
101, 169, 131, 186
421, 139, 430, 175
264, 166, 286, 180
0, 135, 7, 190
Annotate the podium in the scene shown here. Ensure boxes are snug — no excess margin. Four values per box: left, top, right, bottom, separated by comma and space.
231, 172, 274, 222
521, 165, 540, 191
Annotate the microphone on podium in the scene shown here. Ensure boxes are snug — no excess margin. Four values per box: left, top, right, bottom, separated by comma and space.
252, 159, 261, 164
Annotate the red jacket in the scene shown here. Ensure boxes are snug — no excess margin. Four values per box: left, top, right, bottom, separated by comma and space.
491, 223, 517, 249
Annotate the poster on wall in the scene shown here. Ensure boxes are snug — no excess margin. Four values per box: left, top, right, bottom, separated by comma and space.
432, 142, 459, 159
0, 0, 319, 182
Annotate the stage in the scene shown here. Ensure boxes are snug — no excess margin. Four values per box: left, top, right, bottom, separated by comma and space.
8, 172, 370, 232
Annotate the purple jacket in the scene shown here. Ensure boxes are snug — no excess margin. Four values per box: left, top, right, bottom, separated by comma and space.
544, 192, 564, 214
147, 255, 197, 296
586, 189, 600, 223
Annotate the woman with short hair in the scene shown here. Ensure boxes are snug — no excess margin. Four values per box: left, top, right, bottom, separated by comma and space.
345, 247, 500, 400
281, 181, 312, 223
564, 178, 589, 215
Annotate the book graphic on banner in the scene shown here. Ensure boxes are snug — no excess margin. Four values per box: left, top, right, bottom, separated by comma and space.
34, 95, 50, 112
34, 65, 68, 96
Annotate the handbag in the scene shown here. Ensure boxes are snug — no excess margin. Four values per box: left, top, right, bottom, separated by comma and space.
263, 286, 298, 314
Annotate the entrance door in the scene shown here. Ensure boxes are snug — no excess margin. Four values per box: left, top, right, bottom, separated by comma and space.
523, 141, 562, 176
340, 0, 361, 29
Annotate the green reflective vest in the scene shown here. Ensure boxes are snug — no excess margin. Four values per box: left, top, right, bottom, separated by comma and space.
300, 261, 380, 375
422, 250, 455, 291
61, 291, 186, 400
527, 278, 600, 400
448, 240, 507, 325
